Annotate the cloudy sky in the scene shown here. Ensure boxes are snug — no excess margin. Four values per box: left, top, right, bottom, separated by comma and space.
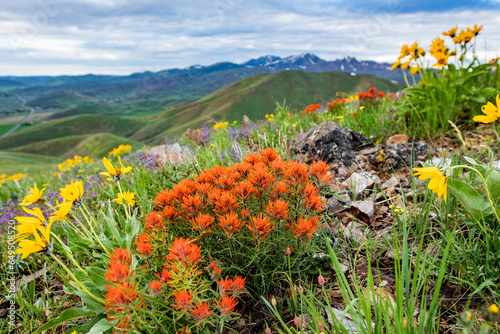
1, 0, 500, 76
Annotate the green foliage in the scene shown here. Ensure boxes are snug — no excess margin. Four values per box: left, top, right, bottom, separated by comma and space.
399, 64, 498, 139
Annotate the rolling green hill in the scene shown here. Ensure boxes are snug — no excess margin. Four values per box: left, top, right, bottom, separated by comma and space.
131, 70, 402, 143
0, 114, 147, 151
6, 133, 143, 158
0, 70, 402, 164
27, 90, 96, 109
0, 151, 61, 174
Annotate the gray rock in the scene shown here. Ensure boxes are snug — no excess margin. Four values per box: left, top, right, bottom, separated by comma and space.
350, 200, 375, 223
328, 196, 348, 214
345, 172, 380, 196
382, 141, 430, 170
289, 121, 372, 165
147, 144, 194, 164
381, 176, 399, 189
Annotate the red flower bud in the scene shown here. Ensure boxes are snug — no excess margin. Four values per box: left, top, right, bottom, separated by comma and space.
294, 316, 301, 327
286, 247, 292, 255
265, 328, 272, 334
318, 275, 325, 286
318, 322, 325, 331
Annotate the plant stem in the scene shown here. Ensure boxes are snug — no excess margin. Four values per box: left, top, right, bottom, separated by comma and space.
50, 232, 88, 275
80, 205, 111, 256
49, 253, 105, 304
70, 214, 94, 242
117, 181, 131, 220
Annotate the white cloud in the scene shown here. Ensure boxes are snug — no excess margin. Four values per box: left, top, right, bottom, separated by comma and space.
0, 1, 499, 75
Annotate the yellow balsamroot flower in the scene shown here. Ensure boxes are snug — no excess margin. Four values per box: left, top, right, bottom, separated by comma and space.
101, 156, 132, 181
471, 24, 483, 36
20, 184, 46, 206
432, 52, 450, 67
398, 44, 410, 61
16, 223, 53, 259
113, 190, 136, 206
409, 66, 421, 75
4, 173, 27, 181
15, 207, 47, 241
488, 57, 499, 65
412, 167, 447, 201
214, 122, 229, 130
429, 37, 447, 55
400, 61, 411, 70
49, 201, 73, 223
473, 94, 499, 124
60, 180, 84, 206
453, 29, 475, 44
442, 25, 458, 38
390, 61, 400, 71
109, 144, 132, 157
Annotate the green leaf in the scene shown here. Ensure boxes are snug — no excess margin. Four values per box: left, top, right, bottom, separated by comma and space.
87, 318, 118, 334
447, 178, 493, 220
64, 315, 106, 334
33, 307, 96, 334
87, 267, 108, 291
71, 281, 105, 313
485, 168, 500, 206
125, 214, 141, 249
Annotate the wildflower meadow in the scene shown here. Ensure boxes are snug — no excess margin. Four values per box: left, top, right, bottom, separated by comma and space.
1, 24, 500, 334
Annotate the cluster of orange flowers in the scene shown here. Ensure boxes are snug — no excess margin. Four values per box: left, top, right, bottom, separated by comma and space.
358, 87, 386, 100
327, 97, 348, 110
104, 235, 246, 332
104, 248, 143, 331
301, 103, 321, 114
150, 148, 330, 247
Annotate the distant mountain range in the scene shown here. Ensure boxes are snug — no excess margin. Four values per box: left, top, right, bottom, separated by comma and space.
0, 54, 402, 114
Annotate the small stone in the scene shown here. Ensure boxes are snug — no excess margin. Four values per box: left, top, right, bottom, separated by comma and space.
382, 141, 430, 170
345, 172, 379, 196
337, 167, 349, 178
350, 200, 375, 223
358, 147, 379, 155
385, 134, 409, 146
147, 144, 194, 164
288, 121, 372, 165
381, 176, 399, 189
327, 197, 348, 214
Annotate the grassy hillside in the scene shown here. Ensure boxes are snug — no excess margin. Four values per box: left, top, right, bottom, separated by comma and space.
0, 114, 147, 150
6, 133, 142, 158
131, 70, 402, 143
0, 151, 60, 174
27, 90, 96, 109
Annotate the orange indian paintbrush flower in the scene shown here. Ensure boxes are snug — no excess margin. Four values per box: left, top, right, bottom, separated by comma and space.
248, 213, 275, 243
